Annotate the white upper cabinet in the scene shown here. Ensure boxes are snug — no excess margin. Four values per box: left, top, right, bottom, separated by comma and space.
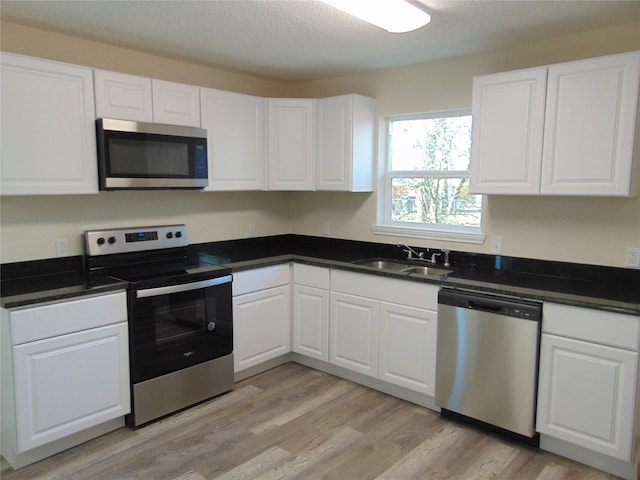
94, 70, 200, 127
470, 67, 547, 194
201, 88, 266, 190
470, 51, 640, 196
94, 70, 153, 122
0, 53, 99, 195
541, 52, 640, 195
152, 79, 201, 127
267, 98, 316, 190
316, 94, 375, 192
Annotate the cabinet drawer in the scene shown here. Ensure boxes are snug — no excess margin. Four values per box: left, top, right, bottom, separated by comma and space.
10, 292, 127, 345
331, 270, 438, 310
232, 264, 290, 296
293, 263, 329, 289
542, 303, 640, 350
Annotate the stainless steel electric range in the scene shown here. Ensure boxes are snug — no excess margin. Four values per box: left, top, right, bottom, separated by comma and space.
84, 224, 233, 427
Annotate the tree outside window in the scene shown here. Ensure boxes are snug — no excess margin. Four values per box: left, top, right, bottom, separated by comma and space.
387, 112, 482, 230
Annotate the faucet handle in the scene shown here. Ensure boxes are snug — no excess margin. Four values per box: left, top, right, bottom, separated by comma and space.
440, 248, 451, 267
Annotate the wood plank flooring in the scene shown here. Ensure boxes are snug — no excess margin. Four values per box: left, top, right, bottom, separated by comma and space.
1, 362, 621, 479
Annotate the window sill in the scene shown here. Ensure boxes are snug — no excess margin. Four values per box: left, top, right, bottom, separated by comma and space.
372, 224, 486, 245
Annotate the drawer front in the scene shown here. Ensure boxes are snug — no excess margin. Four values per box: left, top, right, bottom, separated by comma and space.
542, 302, 640, 350
10, 292, 127, 345
293, 263, 330, 289
232, 264, 290, 297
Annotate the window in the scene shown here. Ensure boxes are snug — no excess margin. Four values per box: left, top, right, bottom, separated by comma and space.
374, 109, 485, 244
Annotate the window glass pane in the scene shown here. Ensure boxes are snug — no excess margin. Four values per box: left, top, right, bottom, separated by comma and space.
391, 177, 482, 227
390, 115, 472, 172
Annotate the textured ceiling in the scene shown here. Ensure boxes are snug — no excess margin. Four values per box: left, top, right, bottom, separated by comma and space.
1, 0, 639, 82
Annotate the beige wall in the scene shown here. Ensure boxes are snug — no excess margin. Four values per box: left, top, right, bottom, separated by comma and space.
1, 21, 640, 267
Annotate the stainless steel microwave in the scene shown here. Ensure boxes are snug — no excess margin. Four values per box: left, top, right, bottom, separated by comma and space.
96, 118, 208, 190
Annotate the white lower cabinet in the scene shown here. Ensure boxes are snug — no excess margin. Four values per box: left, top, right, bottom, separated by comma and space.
292, 264, 330, 362
536, 303, 640, 464
232, 265, 291, 373
1, 292, 130, 468
329, 270, 438, 395
330, 292, 379, 377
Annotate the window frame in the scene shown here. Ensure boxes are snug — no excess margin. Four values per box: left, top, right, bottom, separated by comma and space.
373, 109, 486, 244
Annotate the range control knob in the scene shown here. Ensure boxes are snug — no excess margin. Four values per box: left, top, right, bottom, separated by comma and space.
166, 232, 174, 239
108, 236, 116, 245
97, 237, 105, 246
175, 231, 182, 238
207, 322, 216, 331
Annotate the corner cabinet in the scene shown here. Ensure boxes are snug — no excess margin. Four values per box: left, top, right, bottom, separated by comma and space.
1, 292, 130, 469
201, 88, 266, 191
0, 53, 98, 195
292, 264, 330, 362
470, 50, 640, 196
316, 94, 375, 192
232, 264, 291, 374
267, 98, 316, 190
536, 303, 639, 463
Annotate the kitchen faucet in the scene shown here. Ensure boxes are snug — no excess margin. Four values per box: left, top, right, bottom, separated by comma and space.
397, 242, 426, 260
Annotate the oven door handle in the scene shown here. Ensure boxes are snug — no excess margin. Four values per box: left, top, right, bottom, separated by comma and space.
135, 275, 232, 298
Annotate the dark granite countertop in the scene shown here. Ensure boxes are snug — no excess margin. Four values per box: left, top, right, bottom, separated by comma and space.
2, 234, 639, 315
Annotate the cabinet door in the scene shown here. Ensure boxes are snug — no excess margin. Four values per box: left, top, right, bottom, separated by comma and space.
233, 285, 291, 372
93, 70, 153, 122
541, 51, 640, 196
469, 67, 547, 194
292, 284, 329, 362
316, 94, 375, 192
1, 53, 98, 195
152, 80, 200, 127
267, 98, 315, 190
330, 292, 378, 377
378, 302, 437, 395
13, 323, 130, 453
201, 89, 266, 191
536, 334, 638, 461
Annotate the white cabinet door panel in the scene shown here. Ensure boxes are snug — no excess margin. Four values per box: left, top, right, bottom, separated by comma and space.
470, 67, 547, 194
233, 285, 291, 372
1, 53, 98, 195
152, 80, 200, 127
13, 323, 130, 453
541, 51, 640, 195
537, 334, 638, 461
378, 302, 437, 396
201, 88, 266, 190
330, 292, 378, 376
293, 284, 329, 362
93, 70, 152, 122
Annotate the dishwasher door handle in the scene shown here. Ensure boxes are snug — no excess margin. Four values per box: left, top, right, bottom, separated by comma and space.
468, 300, 503, 313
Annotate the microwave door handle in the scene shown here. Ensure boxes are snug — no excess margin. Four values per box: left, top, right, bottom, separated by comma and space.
135, 275, 232, 299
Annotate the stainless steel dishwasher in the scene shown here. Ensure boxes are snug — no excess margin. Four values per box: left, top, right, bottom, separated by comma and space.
435, 288, 542, 444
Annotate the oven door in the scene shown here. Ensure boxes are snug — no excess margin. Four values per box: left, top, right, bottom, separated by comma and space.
128, 275, 232, 384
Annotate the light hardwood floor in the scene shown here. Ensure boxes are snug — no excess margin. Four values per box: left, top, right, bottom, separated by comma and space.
2, 362, 621, 479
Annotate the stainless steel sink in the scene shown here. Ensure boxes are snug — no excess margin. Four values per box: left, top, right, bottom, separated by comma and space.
353, 258, 453, 277
401, 266, 453, 276
356, 259, 409, 271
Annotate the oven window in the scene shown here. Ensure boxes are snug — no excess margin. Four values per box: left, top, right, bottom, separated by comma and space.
129, 282, 233, 383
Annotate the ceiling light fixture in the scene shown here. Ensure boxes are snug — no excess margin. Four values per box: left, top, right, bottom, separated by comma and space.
320, 0, 431, 33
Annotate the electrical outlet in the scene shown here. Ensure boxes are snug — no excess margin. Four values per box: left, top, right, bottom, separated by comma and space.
248, 224, 256, 237
490, 236, 503, 255
626, 247, 640, 268
55, 239, 68, 257
322, 222, 330, 236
